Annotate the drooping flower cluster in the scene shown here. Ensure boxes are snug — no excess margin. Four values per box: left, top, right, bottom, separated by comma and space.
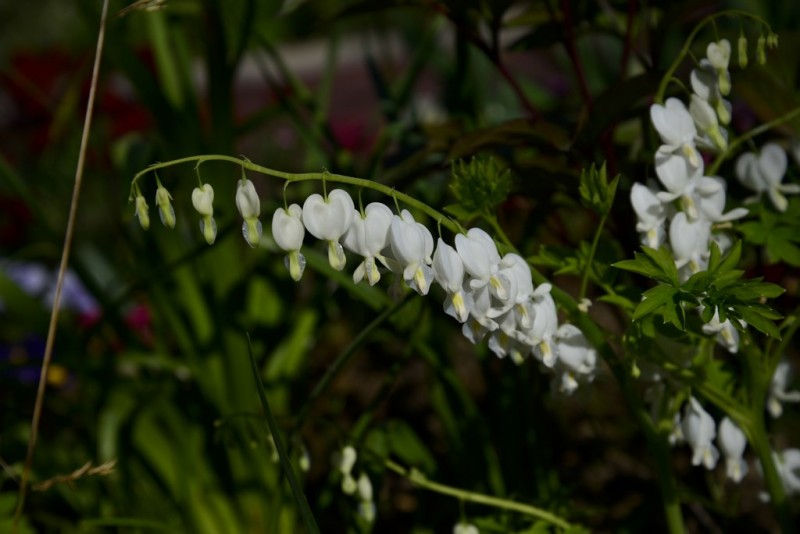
735, 142, 800, 212
267, 189, 597, 394
333, 446, 376, 524
672, 396, 749, 483
631, 39, 753, 353
132, 177, 596, 391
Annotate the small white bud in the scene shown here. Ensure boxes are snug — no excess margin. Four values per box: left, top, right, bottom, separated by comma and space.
155, 185, 176, 229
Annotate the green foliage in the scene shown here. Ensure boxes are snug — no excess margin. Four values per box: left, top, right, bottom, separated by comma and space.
447, 156, 512, 221
616, 241, 784, 338
578, 162, 620, 215
738, 197, 800, 266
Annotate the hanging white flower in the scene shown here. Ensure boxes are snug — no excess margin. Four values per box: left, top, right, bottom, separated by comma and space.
455, 228, 509, 301
700, 306, 740, 353
767, 360, 800, 418
682, 397, 719, 470
236, 178, 262, 247
654, 152, 703, 217
689, 94, 727, 151
718, 417, 748, 483
272, 204, 306, 281
669, 212, 711, 276
552, 324, 597, 394
735, 143, 800, 212
706, 39, 732, 95
650, 98, 701, 167
343, 202, 393, 286
192, 183, 217, 244
302, 189, 355, 271
692, 176, 748, 223
691, 60, 732, 125
432, 238, 473, 322
631, 183, 668, 249
389, 209, 434, 295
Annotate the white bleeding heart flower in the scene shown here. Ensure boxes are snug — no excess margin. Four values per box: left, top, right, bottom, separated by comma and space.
343, 202, 393, 286
432, 238, 472, 322
682, 396, 719, 470
455, 228, 509, 301
236, 178, 262, 247
650, 98, 701, 167
461, 284, 498, 344
692, 176, 748, 223
302, 189, 355, 271
718, 417, 748, 483
389, 209, 434, 295
767, 360, 800, 418
192, 183, 217, 244
669, 211, 710, 275
272, 204, 306, 281
631, 183, 667, 248
691, 60, 732, 125
655, 152, 703, 218
552, 324, 597, 394
706, 39, 732, 95
526, 283, 559, 367
736, 143, 800, 212
690, 94, 727, 151
700, 306, 740, 353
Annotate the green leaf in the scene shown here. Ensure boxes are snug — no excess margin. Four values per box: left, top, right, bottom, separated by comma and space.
385, 420, 436, 473
449, 156, 512, 215
733, 305, 782, 339
717, 240, 742, 274
614, 246, 678, 285
578, 161, 620, 214
633, 285, 676, 321
707, 240, 722, 272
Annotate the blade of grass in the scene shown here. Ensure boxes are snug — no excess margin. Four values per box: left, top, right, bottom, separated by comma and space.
14, 0, 110, 529
245, 333, 320, 534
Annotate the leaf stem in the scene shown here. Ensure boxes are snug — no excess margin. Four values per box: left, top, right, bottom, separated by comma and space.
384, 459, 575, 530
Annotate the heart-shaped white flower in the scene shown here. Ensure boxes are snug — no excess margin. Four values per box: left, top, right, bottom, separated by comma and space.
302, 189, 355, 270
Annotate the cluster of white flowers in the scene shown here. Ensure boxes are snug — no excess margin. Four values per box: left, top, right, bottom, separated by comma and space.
135, 177, 597, 392
667, 359, 799, 486
631, 38, 779, 354
670, 396, 749, 483
268, 188, 597, 394
334, 446, 376, 523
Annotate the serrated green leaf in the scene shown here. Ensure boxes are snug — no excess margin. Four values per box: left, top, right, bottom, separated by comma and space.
711, 269, 745, 291
641, 246, 679, 286
766, 235, 800, 266
633, 284, 675, 321
733, 305, 782, 339
700, 302, 716, 323
726, 281, 785, 301
707, 240, 722, 272
738, 221, 769, 244
614, 246, 678, 285
683, 270, 711, 292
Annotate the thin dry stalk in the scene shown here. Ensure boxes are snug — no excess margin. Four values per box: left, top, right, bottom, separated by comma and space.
13, 0, 110, 529
32, 460, 117, 492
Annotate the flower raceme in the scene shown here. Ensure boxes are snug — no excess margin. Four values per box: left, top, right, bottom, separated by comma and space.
132, 177, 597, 392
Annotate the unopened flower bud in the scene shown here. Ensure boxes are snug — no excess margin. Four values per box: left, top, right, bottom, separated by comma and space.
236, 178, 262, 247
737, 35, 748, 69
135, 194, 150, 230
757, 36, 767, 65
192, 183, 216, 244
155, 185, 176, 229
767, 33, 779, 49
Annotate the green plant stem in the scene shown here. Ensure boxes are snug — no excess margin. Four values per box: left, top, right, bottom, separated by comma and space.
131, 155, 465, 235
707, 105, 800, 175
579, 210, 610, 300
738, 339, 794, 533
246, 334, 320, 534
655, 10, 772, 104
384, 459, 575, 531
